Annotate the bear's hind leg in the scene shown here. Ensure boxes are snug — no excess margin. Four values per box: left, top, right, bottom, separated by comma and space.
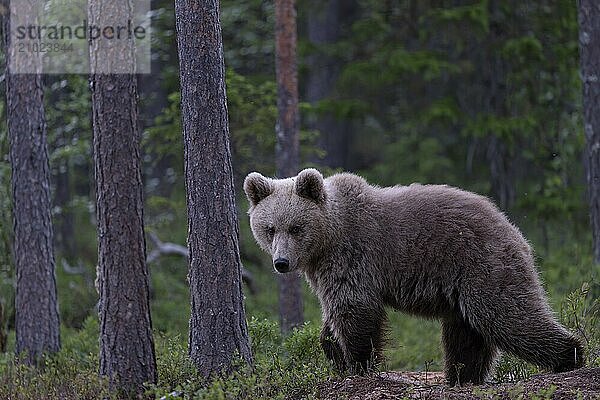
442, 317, 497, 386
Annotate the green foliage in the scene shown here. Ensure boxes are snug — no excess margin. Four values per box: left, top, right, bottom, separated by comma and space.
314, 0, 584, 227
493, 353, 540, 384
531, 385, 557, 400
147, 319, 333, 400
55, 261, 98, 329
0, 317, 113, 400
154, 333, 196, 390
149, 254, 190, 335
144, 69, 278, 185
424, 0, 490, 36
0, 318, 332, 400
367, 133, 455, 185
560, 281, 600, 367
226, 70, 278, 178
536, 236, 596, 296
144, 91, 183, 165
383, 313, 442, 373
221, 0, 275, 75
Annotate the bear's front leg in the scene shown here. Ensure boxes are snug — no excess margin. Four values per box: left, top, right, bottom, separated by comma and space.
334, 304, 387, 374
320, 324, 346, 371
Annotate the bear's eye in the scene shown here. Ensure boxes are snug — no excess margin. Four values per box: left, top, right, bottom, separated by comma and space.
289, 225, 302, 235
266, 226, 275, 237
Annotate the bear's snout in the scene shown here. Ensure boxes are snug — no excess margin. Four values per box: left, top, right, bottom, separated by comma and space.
273, 258, 291, 273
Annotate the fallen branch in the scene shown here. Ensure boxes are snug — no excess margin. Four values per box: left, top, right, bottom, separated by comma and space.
61, 259, 87, 275
146, 232, 256, 294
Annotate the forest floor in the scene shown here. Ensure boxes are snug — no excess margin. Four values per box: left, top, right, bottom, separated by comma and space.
317, 367, 600, 399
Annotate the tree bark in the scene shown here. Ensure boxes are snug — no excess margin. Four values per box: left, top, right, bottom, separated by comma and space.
3, 0, 61, 365
174, 0, 253, 376
89, 0, 157, 393
275, 0, 305, 334
578, 0, 600, 264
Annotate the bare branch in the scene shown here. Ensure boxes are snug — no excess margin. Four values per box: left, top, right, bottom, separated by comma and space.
146, 232, 256, 294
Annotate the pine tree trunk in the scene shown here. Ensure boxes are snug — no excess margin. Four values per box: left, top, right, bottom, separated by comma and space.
275, 0, 305, 334
485, 0, 515, 210
3, 0, 61, 365
89, 0, 157, 392
174, 0, 253, 376
578, 0, 600, 264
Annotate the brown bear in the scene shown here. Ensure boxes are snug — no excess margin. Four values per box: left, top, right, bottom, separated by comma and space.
243, 168, 584, 385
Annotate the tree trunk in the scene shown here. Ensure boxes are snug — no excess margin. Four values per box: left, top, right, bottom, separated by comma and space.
3, 0, 61, 365
174, 0, 253, 376
578, 0, 600, 264
485, 0, 515, 210
486, 135, 515, 210
89, 0, 157, 393
275, 0, 305, 334
305, 0, 351, 169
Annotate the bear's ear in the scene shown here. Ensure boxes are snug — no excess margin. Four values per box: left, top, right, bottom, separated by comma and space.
295, 168, 326, 203
244, 172, 273, 207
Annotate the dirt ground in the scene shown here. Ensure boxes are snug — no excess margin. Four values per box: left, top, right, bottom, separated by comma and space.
318, 367, 600, 399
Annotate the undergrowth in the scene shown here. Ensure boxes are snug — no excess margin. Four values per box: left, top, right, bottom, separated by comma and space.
147, 318, 333, 399
1, 280, 597, 399
0, 245, 597, 399
0, 317, 114, 400
0, 317, 333, 400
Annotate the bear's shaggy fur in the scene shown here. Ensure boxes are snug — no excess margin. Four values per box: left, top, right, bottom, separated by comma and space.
244, 168, 584, 385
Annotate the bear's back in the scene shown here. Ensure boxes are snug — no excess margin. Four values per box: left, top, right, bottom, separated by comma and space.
325, 174, 531, 275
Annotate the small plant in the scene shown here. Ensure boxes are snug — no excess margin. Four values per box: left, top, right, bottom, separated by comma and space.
472, 386, 500, 399
153, 332, 196, 390
506, 383, 524, 399
423, 359, 434, 384
493, 354, 539, 383
560, 281, 600, 367
530, 384, 557, 400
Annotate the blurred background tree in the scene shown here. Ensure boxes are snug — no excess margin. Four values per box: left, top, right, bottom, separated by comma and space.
275, 0, 304, 333
578, 0, 600, 265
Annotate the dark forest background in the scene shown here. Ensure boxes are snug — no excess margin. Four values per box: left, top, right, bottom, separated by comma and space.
0, 0, 598, 397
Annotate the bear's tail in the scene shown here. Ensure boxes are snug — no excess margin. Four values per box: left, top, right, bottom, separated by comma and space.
490, 318, 585, 373
549, 333, 585, 373
463, 292, 585, 373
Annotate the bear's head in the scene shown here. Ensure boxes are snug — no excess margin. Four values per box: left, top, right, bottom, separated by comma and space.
244, 168, 329, 273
